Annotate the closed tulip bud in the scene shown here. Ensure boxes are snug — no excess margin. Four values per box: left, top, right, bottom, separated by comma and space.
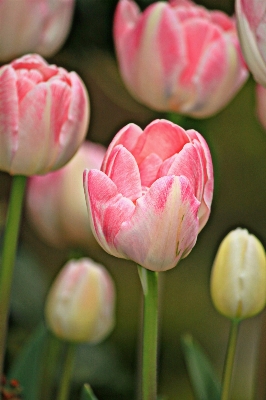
114, 0, 248, 118
0, 54, 89, 176
236, 0, 266, 86
84, 119, 213, 272
26, 141, 106, 249
211, 228, 266, 320
0, 0, 74, 62
45, 258, 116, 343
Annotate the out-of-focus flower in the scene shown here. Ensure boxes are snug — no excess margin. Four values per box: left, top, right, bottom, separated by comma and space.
0, 0, 74, 62
0, 54, 89, 176
45, 258, 116, 343
84, 119, 213, 272
236, 0, 266, 86
26, 142, 105, 250
114, 0, 248, 118
256, 84, 266, 129
210, 228, 266, 320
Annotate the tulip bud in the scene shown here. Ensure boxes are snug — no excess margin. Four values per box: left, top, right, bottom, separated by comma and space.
45, 258, 116, 343
114, 0, 248, 118
0, 0, 74, 62
210, 228, 266, 320
236, 0, 266, 86
26, 141, 106, 250
0, 54, 89, 176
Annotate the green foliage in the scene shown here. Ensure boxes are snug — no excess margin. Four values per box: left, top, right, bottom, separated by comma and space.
7, 323, 49, 400
181, 334, 221, 400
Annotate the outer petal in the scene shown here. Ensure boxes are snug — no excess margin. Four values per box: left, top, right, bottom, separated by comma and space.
186, 129, 213, 230
104, 145, 142, 202
0, 66, 19, 172
236, 0, 266, 85
114, 175, 200, 271
84, 169, 135, 257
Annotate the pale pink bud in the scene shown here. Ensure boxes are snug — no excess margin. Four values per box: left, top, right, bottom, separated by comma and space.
84, 119, 214, 272
0, 54, 89, 176
45, 258, 116, 343
114, 0, 248, 118
0, 0, 74, 62
256, 84, 266, 130
236, 0, 266, 86
26, 141, 105, 249
211, 228, 266, 320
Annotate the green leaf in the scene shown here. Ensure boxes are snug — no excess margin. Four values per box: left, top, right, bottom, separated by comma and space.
7, 322, 49, 400
80, 384, 98, 400
181, 334, 221, 400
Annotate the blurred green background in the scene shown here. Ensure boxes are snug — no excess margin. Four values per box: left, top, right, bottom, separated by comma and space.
1, 0, 266, 399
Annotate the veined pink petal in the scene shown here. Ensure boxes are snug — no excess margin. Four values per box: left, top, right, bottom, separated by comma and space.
104, 145, 142, 201
132, 119, 189, 164
102, 123, 142, 172
114, 175, 200, 271
0, 66, 19, 172
84, 169, 135, 257
186, 129, 213, 230
158, 142, 204, 201
50, 71, 89, 171
138, 153, 163, 187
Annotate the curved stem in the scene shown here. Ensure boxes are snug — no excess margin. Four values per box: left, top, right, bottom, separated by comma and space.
0, 175, 27, 376
221, 320, 240, 400
138, 266, 158, 400
56, 343, 76, 400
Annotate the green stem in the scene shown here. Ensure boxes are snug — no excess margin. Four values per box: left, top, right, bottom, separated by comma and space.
0, 175, 27, 376
221, 320, 240, 400
56, 343, 76, 400
40, 332, 63, 400
138, 266, 158, 400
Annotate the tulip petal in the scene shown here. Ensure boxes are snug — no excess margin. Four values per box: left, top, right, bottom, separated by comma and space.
102, 123, 142, 172
0, 66, 19, 172
132, 119, 190, 164
84, 169, 135, 257
138, 153, 163, 187
114, 175, 200, 271
104, 145, 142, 201
158, 142, 204, 202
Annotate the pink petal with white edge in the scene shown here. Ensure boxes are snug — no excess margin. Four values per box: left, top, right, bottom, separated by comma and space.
84, 169, 135, 257
102, 123, 142, 173
132, 119, 190, 164
158, 142, 204, 201
0, 66, 19, 172
186, 130, 213, 230
104, 145, 142, 201
114, 175, 200, 271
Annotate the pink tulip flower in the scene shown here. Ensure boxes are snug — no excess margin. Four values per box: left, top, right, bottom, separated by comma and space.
236, 0, 266, 86
113, 0, 248, 118
0, 54, 89, 176
27, 141, 106, 249
84, 119, 213, 272
45, 258, 116, 343
0, 0, 74, 62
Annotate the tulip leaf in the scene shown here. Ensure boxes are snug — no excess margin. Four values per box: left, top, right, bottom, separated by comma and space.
181, 334, 221, 400
80, 384, 98, 400
7, 322, 49, 400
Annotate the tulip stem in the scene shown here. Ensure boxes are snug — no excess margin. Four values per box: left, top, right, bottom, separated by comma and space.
56, 342, 76, 400
221, 320, 240, 400
138, 266, 158, 400
0, 175, 27, 377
